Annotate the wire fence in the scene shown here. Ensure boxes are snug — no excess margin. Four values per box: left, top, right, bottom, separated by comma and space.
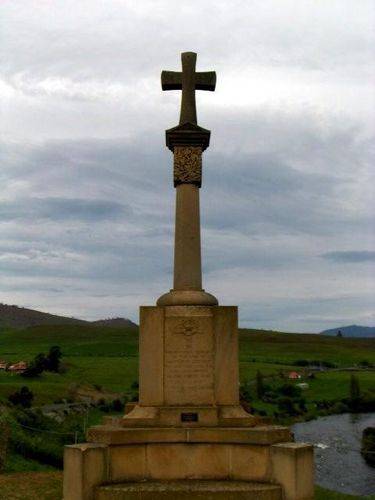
13, 421, 79, 443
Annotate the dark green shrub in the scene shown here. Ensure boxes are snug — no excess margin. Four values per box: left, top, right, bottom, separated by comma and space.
8, 387, 34, 408
277, 384, 302, 398
22, 353, 47, 378
361, 427, 375, 467
255, 370, 265, 399
111, 399, 124, 412
45, 346, 62, 372
358, 360, 372, 368
277, 397, 299, 416
294, 360, 309, 367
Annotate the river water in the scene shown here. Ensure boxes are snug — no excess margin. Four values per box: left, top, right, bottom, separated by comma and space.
292, 413, 375, 496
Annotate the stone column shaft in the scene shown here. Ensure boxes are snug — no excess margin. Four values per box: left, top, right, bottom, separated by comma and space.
157, 143, 217, 306
174, 183, 202, 290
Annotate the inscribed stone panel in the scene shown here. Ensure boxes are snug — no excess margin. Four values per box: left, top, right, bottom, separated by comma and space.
164, 307, 214, 405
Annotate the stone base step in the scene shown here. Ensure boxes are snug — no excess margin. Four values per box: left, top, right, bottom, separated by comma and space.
95, 480, 282, 500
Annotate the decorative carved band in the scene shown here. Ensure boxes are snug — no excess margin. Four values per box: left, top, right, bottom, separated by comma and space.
174, 146, 202, 187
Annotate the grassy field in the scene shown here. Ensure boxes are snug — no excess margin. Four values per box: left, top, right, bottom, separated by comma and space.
239, 328, 375, 367
0, 472, 62, 500
315, 486, 375, 500
0, 325, 139, 405
0, 324, 374, 406
0, 323, 374, 499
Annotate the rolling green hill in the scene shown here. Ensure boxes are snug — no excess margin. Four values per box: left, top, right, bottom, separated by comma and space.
0, 304, 137, 330
0, 324, 373, 406
0, 323, 374, 498
320, 325, 375, 338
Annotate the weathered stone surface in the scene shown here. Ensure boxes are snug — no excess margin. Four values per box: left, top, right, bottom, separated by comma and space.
218, 405, 258, 426
66, 440, 303, 489
157, 289, 218, 306
139, 306, 164, 406
95, 480, 282, 500
214, 306, 239, 406
173, 183, 203, 292
88, 426, 185, 445
109, 445, 146, 481
164, 306, 214, 405
63, 443, 108, 500
129, 305, 243, 417
87, 425, 292, 446
165, 122, 211, 152
271, 443, 314, 500
187, 426, 292, 445
156, 406, 219, 427
231, 444, 271, 481
146, 443, 229, 480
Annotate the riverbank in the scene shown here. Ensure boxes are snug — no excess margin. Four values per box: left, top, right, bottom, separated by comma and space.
315, 485, 375, 500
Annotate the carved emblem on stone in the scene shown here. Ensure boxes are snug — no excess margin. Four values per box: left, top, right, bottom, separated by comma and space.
174, 146, 202, 187
174, 318, 201, 337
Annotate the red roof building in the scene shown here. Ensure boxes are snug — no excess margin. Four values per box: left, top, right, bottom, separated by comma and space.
8, 361, 28, 373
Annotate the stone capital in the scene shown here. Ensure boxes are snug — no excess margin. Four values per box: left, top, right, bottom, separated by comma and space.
165, 122, 211, 152
174, 146, 202, 187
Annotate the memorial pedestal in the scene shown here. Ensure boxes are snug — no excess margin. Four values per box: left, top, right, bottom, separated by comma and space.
127, 305, 256, 428
63, 305, 314, 500
64, 426, 313, 500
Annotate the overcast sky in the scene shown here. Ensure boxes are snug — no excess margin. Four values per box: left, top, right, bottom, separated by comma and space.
1, 0, 374, 332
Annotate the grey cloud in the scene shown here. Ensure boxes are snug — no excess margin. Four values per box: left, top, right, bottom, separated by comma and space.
0, 122, 372, 288
321, 251, 375, 263
0, 197, 130, 222
240, 294, 375, 332
203, 157, 367, 237
0, 0, 374, 332
1, 1, 373, 84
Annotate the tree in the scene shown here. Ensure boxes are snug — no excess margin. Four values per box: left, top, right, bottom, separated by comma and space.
22, 346, 63, 378
22, 353, 47, 378
8, 386, 34, 408
350, 374, 361, 400
278, 383, 302, 398
349, 374, 361, 411
277, 397, 299, 416
255, 370, 265, 399
46, 346, 62, 372
0, 417, 10, 471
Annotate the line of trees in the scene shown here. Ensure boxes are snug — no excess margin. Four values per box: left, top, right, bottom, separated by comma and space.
243, 370, 374, 420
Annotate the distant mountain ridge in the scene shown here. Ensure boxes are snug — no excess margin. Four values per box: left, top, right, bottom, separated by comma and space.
91, 318, 137, 329
0, 304, 137, 329
320, 324, 375, 338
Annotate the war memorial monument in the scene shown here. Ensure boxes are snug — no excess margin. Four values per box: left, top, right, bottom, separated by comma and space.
63, 52, 314, 500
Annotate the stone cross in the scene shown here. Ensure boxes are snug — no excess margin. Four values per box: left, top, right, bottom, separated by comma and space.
158, 52, 218, 307
161, 52, 216, 125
